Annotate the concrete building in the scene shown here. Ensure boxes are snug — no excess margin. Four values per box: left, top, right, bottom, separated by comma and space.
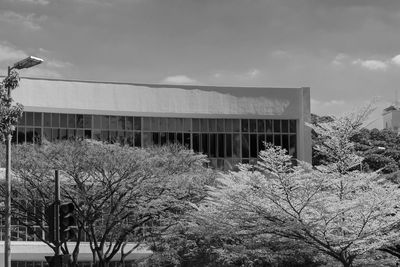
383, 105, 400, 133
1, 77, 312, 264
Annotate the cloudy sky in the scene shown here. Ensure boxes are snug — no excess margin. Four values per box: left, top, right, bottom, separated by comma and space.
1, 0, 400, 127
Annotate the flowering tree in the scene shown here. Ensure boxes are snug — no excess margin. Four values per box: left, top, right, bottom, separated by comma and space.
201, 106, 400, 267
8, 141, 214, 267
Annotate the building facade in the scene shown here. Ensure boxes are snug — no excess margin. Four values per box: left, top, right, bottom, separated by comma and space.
383, 105, 400, 133
1, 77, 312, 263
12, 77, 312, 166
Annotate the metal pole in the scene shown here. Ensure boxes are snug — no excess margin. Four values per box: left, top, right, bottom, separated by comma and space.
4, 66, 12, 267
55, 170, 60, 256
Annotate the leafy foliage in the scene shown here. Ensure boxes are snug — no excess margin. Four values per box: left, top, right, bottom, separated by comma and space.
202, 107, 400, 267
5, 141, 215, 266
0, 70, 24, 140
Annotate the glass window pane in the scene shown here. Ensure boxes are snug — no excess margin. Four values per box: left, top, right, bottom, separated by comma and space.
102, 116, 110, 130
250, 120, 257, 132
135, 132, 142, 147
274, 120, 281, 133
184, 133, 190, 148
209, 119, 217, 132
183, 118, 191, 132
117, 116, 125, 130
224, 119, 232, 132
192, 119, 200, 132
257, 119, 264, 132
84, 130, 91, 139
152, 132, 159, 145
110, 116, 117, 129
282, 134, 289, 152
241, 119, 249, 132
218, 134, 225, 158
101, 131, 109, 142
242, 134, 249, 158
125, 117, 133, 130
134, 117, 141, 130
68, 129, 76, 140
126, 132, 134, 146
209, 134, 216, 157
52, 113, 60, 127
17, 127, 25, 144
44, 113, 51, 127
168, 118, 176, 132
151, 117, 160, 131
176, 118, 183, 131
84, 115, 92, 128
274, 134, 281, 147
160, 118, 167, 131
109, 131, 118, 143
25, 128, 33, 143
217, 119, 224, 132
77, 129, 84, 139
76, 114, 84, 128
233, 119, 240, 132
52, 129, 60, 141
233, 134, 240, 157
34, 112, 42, 127
160, 132, 167, 145
290, 134, 297, 157
266, 134, 273, 144
60, 129, 68, 140
94, 115, 102, 129
143, 132, 152, 147
60, 114, 67, 128
282, 120, 289, 133
201, 133, 208, 154
143, 117, 151, 131
193, 133, 200, 152
250, 134, 257, 157
290, 120, 297, 133
68, 114, 75, 128
177, 132, 183, 144
93, 129, 101, 141
43, 128, 51, 142
201, 119, 208, 132
258, 134, 266, 153
26, 112, 34, 126
168, 132, 176, 143
226, 134, 232, 157
266, 120, 273, 133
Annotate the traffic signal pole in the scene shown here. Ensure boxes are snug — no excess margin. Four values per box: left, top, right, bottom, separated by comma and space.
54, 170, 61, 256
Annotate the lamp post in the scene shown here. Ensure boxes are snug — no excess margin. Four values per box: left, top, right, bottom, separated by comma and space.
4, 56, 43, 267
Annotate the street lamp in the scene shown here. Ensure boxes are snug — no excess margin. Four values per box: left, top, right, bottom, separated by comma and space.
4, 56, 43, 267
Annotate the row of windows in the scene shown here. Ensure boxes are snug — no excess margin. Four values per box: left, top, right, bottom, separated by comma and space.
18, 112, 297, 134
14, 112, 299, 170
14, 127, 296, 160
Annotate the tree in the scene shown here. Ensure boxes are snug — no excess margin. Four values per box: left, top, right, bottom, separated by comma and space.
7, 141, 214, 267
0, 70, 24, 140
201, 107, 400, 267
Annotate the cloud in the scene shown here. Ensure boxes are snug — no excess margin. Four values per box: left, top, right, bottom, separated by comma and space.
213, 68, 261, 82
246, 69, 260, 79
311, 98, 345, 107
46, 60, 73, 69
162, 75, 198, 84
331, 53, 348, 66
391, 55, 400, 66
0, 43, 27, 62
0, 11, 47, 30
9, 0, 49, 5
352, 59, 388, 71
